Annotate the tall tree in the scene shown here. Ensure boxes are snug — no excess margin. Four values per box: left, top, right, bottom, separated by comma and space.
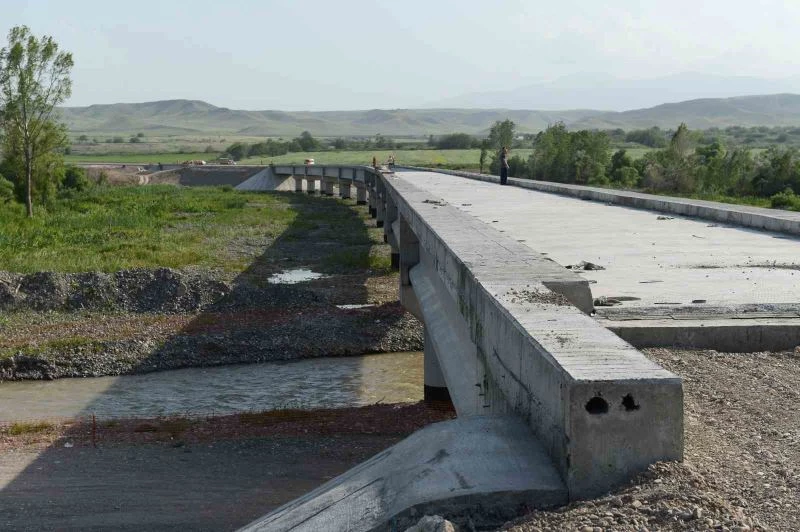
0, 26, 73, 216
488, 119, 515, 150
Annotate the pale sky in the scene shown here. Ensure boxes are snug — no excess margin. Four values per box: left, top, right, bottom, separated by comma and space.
3, 0, 800, 110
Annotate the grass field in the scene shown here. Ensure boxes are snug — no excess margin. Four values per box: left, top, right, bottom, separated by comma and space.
0, 186, 295, 272
64, 152, 218, 164
239, 148, 535, 168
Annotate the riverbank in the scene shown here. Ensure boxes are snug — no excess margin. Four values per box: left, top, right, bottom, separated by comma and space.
0, 186, 423, 381
0, 402, 456, 531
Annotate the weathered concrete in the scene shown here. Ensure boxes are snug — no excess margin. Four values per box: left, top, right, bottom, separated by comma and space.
239, 416, 568, 532
382, 171, 683, 498
396, 168, 800, 351
241, 164, 687, 530
400, 166, 800, 237
235, 167, 295, 191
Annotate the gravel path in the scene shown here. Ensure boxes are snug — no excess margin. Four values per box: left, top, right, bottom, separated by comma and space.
502, 347, 800, 532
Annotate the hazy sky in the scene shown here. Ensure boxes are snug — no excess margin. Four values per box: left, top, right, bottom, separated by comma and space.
3, 0, 800, 110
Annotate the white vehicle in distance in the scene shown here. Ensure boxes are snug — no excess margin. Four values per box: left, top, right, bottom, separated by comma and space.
304, 158, 315, 165
217, 158, 236, 165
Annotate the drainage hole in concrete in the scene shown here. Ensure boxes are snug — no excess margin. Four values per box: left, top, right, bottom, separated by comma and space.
585, 396, 609, 414
622, 394, 640, 411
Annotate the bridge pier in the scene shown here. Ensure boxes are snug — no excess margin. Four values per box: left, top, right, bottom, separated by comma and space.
423, 328, 450, 403
367, 175, 377, 217
339, 181, 352, 199
305, 177, 318, 194
385, 194, 399, 269
293, 176, 304, 192
375, 178, 386, 228
355, 183, 367, 205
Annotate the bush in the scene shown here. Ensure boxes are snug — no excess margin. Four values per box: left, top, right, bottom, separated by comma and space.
62, 166, 90, 191
612, 166, 640, 188
0, 175, 14, 203
770, 188, 800, 210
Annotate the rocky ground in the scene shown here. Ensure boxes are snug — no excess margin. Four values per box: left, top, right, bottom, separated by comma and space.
497, 347, 800, 532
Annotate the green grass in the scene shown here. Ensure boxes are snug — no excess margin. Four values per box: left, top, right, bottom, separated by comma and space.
4, 421, 54, 435
238, 149, 534, 169
64, 152, 218, 164
0, 186, 298, 273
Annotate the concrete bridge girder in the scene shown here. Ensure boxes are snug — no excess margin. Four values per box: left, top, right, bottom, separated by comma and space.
381, 171, 682, 500
244, 165, 685, 530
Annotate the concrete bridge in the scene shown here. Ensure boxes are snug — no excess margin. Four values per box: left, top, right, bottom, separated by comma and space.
229, 164, 798, 530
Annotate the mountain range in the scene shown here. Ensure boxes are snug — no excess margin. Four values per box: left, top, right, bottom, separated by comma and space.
59, 93, 800, 137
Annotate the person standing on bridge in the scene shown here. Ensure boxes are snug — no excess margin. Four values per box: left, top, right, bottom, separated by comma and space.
499, 146, 509, 185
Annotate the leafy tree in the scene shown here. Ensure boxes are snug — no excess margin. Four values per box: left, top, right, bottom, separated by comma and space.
61, 165, 89, 191
2, 118, 67, 205
0, 25, 73, 216
77, 134, 88, 142
528, 123, 610, 184
625, 127, 667, 148
487, 119, 516, 173
129, 136, 141, 143
479, 139, 489, 174
0, 173, 14, 203
435, 133, 474, 150
669, 123, 694, 159
609, 149, 633, 176
225, 142, 249, 161
488, 119, 515, 150
296, 131, 319, 151
752, 147, 800, 196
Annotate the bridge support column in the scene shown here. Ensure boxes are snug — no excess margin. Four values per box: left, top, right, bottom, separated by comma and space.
424, 327, 451, 403
375, 178, 386, 228
385, 193, 399, 269
355, 184, 367, 205
367, 176, 377, 217
339, 182, 352, 199
305, 178, 317, 194
293, 176, 304, 192
398, 214, 421, 319
322, 179, 335, 196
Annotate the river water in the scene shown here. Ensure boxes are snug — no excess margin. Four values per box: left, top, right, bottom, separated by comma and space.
0, 352, 422, 422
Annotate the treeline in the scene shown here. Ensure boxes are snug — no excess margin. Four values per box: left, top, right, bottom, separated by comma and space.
506, 122, 800, 210
222, 131, 413, 160
220, 131, 512, 161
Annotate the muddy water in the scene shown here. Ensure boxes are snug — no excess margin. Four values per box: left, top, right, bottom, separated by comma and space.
0, 352, 422, 422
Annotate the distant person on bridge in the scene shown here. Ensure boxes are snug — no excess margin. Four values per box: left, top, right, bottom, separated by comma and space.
499, 146, 509, 185
372, 156, 378, 169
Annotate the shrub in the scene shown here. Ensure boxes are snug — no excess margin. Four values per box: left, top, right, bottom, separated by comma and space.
770, 188, 800, 210
0, 175, 14, 203
62, 166, 90, 191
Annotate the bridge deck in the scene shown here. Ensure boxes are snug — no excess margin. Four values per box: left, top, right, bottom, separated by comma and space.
396, 170, 800, 312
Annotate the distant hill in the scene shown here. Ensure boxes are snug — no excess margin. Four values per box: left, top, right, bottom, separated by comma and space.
59, 101, 603, 136
429, 73, 800, 111
571, 94, 800, 129
59, 94, 800, 137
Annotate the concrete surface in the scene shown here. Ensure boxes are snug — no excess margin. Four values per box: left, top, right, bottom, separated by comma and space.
382, 171, 683, 498
235, 167, 295, 191
240, 416, 568, 532
395, 169, 800, 311
402, 166, 800, 237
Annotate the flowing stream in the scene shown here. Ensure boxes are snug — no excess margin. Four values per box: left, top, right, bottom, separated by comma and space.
0, 352, 422, 422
